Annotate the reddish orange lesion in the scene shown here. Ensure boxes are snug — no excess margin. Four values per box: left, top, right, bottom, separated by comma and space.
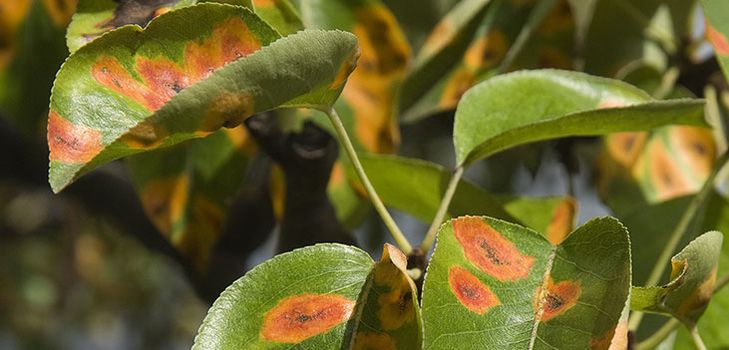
646, 139, 694, 201
448, 266, 500, 315
92, 17, 262, 114
604, 132, 647, 169
545, 197, 577, 245
670, 126, 715, 182
452, 216, 535, 281
706, 23, 729, 56
535, 277, 581, 322
261, 293, 355, 343
47, 111, 103, 163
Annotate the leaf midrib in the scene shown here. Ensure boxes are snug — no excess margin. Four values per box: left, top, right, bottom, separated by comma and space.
527, 245, 558, 350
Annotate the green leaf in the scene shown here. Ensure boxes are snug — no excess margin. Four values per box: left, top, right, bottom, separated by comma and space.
251, 0, 303, 35
453, 69, 707, 166
192, 243, 422, 348
65, 0, 258, 54
126, 126, 255, 271
631, 231, 723, 327
422, 216, 632, 349
48, 3, 359, 192
702, 0, 729, 82
360, 153, 568, 234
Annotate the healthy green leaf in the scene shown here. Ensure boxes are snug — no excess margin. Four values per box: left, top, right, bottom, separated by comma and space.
192, 243, 422, 349
360, 153, 568, 235
631, 231, 723, 327
48, 3, 359, 192
251, 0, 303, 35
453, 69, 707, 166
422, 216, 631, 349
702, 0, 729, 82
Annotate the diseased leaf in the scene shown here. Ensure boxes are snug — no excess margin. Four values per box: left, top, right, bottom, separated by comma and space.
453, 69, 707, 166
126, 126, 256, 271
401, 0, 576, 122
422, 216, 631, 349
360, 153, 567, 234
48, 3, 359, 192
192, 243, 422, 349
702, 0, 729, 82
631, 231, 723, 327
349, 244, 422, 349
65, 0, 256, 53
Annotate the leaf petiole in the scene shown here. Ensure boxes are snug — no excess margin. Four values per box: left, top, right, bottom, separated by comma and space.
420, 166, 464, 252
323, 107, 413, 254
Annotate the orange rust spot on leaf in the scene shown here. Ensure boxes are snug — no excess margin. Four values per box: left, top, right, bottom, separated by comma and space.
545, 196, 576, 245
452, 216, 535, 281
440, 69, 476, 109
464, 31, 507, 70
536, 278, 581, 322
136, 56, 191, 105
352, 332, 396, 350
605, 132, 647, 168
448, 266, 500, 315
707, 23, 729, 56
261, 293, 355, 343
92, 17, 261, 113
670, 126, 715, 181
646, 139, 694, 201
47, 111, 103, 163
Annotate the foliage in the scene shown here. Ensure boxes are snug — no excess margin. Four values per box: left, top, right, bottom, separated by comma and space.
2, 0, 729, 348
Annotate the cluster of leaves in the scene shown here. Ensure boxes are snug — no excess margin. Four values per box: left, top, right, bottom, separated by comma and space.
9, 0, 729, 348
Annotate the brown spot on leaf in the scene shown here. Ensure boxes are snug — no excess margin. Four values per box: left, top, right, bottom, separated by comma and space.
453, 216, 535, 281
261, 293, 355, 343
676, 266, 718, 321
440, 69, 475, 109
200, 91, 254, 132
590, 317, 628, 350
98, 0, 177, 29
448, 266, 500, 314
47, 111, 103, 163
536, 278, 581, 322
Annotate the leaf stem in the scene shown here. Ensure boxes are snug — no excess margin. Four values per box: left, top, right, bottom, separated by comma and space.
629, 151, 729, 331
635, 272, 729, 350
420, 166, 464, 252
324, 108, 412, 254
689, 327, 708, 350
